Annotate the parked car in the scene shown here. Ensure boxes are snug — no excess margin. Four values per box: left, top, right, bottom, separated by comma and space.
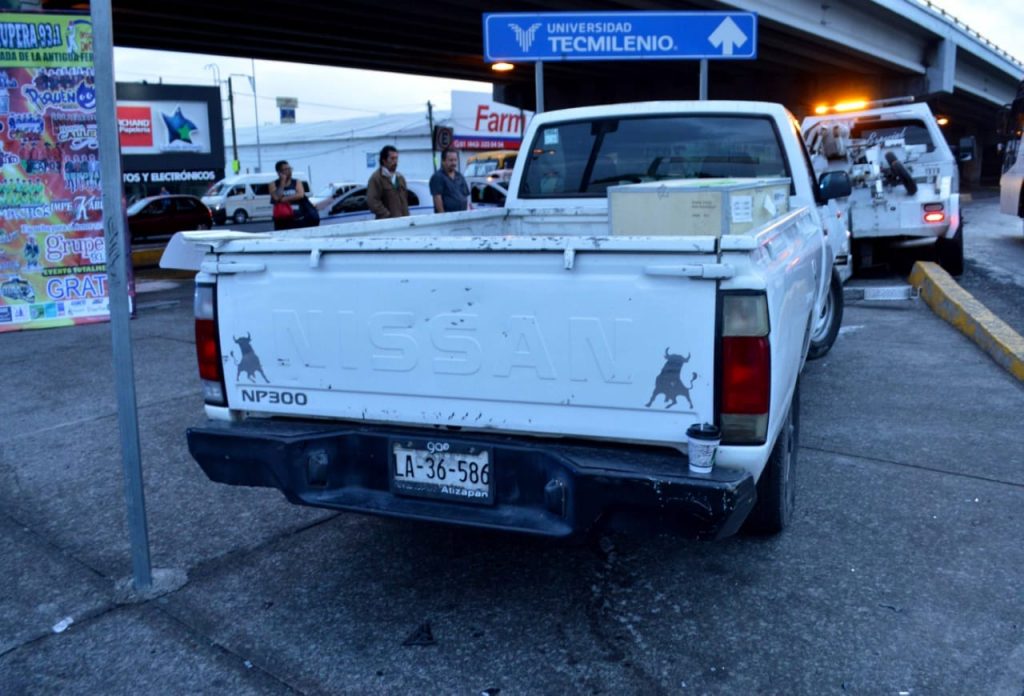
470, 180, 508, 207
126, 195, 212, 242
202, 173, 310, 225
310, 181, 361, 211
322, 179, 433, 222
464, 150, 518, 185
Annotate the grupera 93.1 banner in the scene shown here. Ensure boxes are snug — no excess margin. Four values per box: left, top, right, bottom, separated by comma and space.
0, 13, 112, 333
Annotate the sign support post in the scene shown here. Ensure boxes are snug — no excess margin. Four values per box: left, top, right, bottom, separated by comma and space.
227, 77, 240, 172
699, 59, 708, 100
535, 61, 545, 113
91, 0, 153, 592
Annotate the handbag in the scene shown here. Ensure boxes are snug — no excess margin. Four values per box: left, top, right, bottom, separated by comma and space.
296, 196, 320, 227
272, 200, 294, 221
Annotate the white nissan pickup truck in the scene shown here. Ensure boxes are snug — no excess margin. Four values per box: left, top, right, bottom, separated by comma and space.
165, 101, 852, 540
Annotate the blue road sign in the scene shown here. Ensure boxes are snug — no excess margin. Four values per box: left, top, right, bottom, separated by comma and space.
483, 12, 757, 62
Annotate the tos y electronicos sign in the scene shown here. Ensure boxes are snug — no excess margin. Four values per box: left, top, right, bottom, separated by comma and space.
483, 11, 757, 62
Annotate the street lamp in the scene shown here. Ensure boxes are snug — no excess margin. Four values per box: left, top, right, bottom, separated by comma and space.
230, 61, 263, 173
203, 62, 220, 86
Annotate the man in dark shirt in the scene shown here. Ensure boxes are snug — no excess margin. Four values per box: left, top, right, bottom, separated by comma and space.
429, 148, 470, 213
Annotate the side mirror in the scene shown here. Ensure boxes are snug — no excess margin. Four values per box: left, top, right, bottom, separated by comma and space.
958, 136, 976, 163
819, 170, 852, 201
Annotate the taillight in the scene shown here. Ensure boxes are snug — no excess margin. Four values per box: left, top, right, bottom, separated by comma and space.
719, 293, 770, 444
923, 204, 944, 223
722, 337, 770, 413
194, 283, 225, 405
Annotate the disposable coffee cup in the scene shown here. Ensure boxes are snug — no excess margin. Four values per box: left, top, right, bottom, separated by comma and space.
686, 423, 721, 474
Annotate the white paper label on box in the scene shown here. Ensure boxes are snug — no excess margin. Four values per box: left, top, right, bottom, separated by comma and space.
731, 195, 753, 223
543, 129, 560, 146
762, 193, 778, 216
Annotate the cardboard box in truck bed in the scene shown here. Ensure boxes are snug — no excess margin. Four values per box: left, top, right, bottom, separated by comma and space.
609, 178, 790, 237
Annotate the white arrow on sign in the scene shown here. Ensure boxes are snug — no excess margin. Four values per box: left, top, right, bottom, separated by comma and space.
708, 17, 748, 56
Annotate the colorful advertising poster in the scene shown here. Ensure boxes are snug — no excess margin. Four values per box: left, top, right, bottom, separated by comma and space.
0, 12, 110, 333
116, 100, 212, 156
450, 90, 533, 151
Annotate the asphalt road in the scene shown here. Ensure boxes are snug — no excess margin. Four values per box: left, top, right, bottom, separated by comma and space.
3, 195, 1022, 694
959, 189, 1024, 338
841, 187, 1024, 338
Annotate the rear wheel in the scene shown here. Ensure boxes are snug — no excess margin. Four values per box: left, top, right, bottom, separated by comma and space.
743, 383, 800, 535
936, 223, 964, 276
232, 209, 249, 225
807, 271, 843, 360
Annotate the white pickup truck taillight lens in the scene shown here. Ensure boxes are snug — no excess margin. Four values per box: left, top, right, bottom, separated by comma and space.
194, 283, 226, 405
720, 293, 770, 444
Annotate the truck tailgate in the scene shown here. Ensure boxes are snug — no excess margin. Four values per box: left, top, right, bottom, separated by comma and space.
214, 240, 720, 448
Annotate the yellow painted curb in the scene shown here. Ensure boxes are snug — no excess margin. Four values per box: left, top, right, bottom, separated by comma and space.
131, 247, 164, 269
909, 261, 1024, 382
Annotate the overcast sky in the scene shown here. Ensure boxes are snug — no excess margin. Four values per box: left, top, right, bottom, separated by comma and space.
111, 1, 1024, 128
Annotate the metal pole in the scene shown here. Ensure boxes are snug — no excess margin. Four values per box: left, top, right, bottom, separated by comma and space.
250, 59, 263, 172
91, 0, 153, 591
699, 59, 708, 101
227, 77, 239, 173
535, 61, 545, 113
427, 100, 436, 171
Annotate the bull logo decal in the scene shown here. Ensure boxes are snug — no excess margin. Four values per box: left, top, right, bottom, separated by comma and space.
230, 332, 270, 383
645, 348, 698, 409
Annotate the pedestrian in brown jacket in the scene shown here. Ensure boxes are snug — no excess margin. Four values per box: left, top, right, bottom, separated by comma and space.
367, 145, 410, 219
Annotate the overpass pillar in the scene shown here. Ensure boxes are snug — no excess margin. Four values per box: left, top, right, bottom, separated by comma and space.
926, 38, 956, 95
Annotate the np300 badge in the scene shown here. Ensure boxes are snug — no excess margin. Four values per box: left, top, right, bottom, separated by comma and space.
239, 389, 308, 406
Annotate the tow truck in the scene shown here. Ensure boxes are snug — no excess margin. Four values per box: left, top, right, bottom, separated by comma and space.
803, 98, 962, 275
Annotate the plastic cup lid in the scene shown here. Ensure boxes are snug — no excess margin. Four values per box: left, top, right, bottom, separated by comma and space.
686, 422, 721, 440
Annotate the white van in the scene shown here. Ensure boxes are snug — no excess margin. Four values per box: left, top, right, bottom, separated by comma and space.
202, 173, 310, 225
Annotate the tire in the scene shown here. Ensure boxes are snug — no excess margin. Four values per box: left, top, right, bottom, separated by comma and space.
196, 223, 210, 231
936, 223, 964, 276
807, 270, 843, 360
232, 209, 249, 225
884, 152, 918, 195
742, 382, 800, 536
853, 239, 874, 273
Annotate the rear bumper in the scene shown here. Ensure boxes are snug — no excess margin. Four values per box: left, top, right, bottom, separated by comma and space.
187, 419, 756, 540
852, 225, 949, 242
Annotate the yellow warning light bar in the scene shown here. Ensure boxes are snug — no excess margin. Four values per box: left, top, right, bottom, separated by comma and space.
813, 96, 915, 116
833, 100, 869, 112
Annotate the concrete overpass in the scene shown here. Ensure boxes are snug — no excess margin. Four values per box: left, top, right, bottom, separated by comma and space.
103, 0, 1023, 179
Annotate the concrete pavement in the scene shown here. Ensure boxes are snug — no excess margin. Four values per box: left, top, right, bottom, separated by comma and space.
1, 268, 1023, 693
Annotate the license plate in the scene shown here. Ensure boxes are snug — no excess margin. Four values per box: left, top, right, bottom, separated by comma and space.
390, 440, 493, 505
